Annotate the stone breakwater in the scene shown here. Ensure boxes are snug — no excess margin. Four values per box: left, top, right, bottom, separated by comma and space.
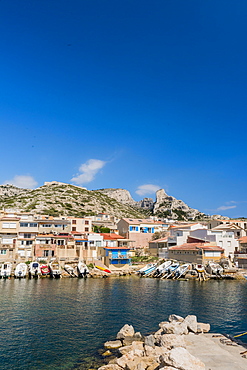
97, 314, 210, 370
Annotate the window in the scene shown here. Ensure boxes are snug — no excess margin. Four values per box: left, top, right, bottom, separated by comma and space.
72, 220, 76, 224
42, 224, 52, 228
29, 223, 37, 227
26, 241, 33, 246
85, 227, 89, 232
54, 224, 63, 228
24, 234, 32, 239
2, 223, 16, 229
20, 223, 29, 227
72, 227, 76, 231
85, 220, 89, 225
0, 250, 6, 255
57, 240, 64, 246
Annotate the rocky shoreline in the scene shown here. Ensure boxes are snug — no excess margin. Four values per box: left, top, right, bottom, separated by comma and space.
92, 314, 247, 370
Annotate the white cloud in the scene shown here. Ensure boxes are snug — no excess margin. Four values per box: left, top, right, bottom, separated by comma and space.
136, 184, 160, 196
4, 175, 38, 189
217, 205, 237, 211
71, 159, 106, 185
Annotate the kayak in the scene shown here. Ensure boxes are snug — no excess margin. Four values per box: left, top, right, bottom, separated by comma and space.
95, 265, 111, 273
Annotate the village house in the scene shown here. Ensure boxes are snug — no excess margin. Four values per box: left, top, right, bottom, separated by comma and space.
0, 214, 19, 262
98, 233, 133, 268
168, 242, 225, 265
234, 236, 247, 269
148, 237, 169, 258
117, 218, 168, 250
207, 219, 247, 238
167, 223, 207, 248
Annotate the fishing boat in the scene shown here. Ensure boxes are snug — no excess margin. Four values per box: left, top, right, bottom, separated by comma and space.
142, 263, 158, 276
137, 263, 156, 275
153, 260, 172, 277
14, 263, 28, 278
64, 264, 78, 277
77, 261, 90, 277
0, 262, 12, 278
29, 262, 41, 278
173, 263, 191, 279
205, 261, 224, 276
162, 262, 180, 279
40, 264, 51, 276
49, 260, 62, 278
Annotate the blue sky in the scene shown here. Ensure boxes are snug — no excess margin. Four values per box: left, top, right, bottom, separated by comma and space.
0, 0, 247, 218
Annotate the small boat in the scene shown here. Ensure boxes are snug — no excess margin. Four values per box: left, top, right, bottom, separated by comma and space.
0, 262, 12, 278
77, 261, 90, 277
137, 263, 155, 275
162, 263, 180, 279
205, 261, 224, 277
49, 260, 62, 278
195, 264, 205, 273
153, 260, 172, 277
173, 263, 191, 279
14, 263, 28, 278
64, 264, 78, 277
94, 264, 111, 274
40, 264, 51, 276
142, 263, 158, 276
29, 262, 41, 278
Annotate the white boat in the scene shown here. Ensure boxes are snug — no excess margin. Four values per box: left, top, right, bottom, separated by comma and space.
64, 264, 78, 277
1, 262, 12, 278
29, 262, 41, 278
137, 263, 156, 275
173, 263, 191, 279
205, 261, 224, 276
49, 260, 62, 278
77, 261, 89, 278
162, 263, 180, 279
143, 263, 159, 276
153, 260, 172, 277
14, 263, 28, 278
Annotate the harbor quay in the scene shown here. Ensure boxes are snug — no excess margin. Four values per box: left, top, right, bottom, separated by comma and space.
95, 314, 247, 370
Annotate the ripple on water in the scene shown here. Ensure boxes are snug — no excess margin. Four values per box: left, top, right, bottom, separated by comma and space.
0, 277, 246, 370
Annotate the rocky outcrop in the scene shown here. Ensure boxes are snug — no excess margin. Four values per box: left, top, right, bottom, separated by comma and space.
97, 188, 137, 206
98, 188, 208, 220
98, 314, 210, 370
153, 189, 207, 220
0, 184, 30, 198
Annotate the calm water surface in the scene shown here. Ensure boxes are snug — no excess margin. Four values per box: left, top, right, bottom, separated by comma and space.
0, 276, 246, 370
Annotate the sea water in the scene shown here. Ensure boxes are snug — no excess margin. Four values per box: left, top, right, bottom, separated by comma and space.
0, 276, 246, 370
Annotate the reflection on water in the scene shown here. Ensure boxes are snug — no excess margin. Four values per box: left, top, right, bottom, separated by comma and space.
0, 277, 246, 370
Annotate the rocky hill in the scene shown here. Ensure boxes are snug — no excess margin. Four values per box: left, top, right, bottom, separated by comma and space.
98, 188, 207, 220
0, 183, 208, 220
0, 183, 147, 218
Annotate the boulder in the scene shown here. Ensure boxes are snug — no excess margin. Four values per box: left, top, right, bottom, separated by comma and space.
104, 340, 123, 349
144, 345, 169, 360
197, 323, 210, 333
117, 324, 135, 339
102, 350, 112, 357
168, 314, 184, 323
161, 347, 205, 370
159, 321, 188, 335
123, 336, 143, 346
184, 316, 198, 334
159, 334, 186, 348
98, 365, 123, 370
144, 335, 155, 347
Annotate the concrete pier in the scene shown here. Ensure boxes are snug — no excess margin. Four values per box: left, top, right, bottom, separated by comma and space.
185, 332, 247, 370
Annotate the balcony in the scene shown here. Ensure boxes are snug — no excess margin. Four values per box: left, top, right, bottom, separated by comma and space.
108, 252, 131, 259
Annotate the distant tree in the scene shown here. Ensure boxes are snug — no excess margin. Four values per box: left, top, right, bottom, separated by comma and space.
93, 225, 110, 233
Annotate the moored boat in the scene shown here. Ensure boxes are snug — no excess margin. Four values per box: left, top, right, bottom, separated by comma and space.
94, 264, 110, 274
64, 264, 78, 277
49, 260, 62, 278
0, 262, 12, 278
29, 262, 41, 278
40, 264, 51, 276
77, 261, 90, 277
14, 263, 28, 278
205, 261, 224, 276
